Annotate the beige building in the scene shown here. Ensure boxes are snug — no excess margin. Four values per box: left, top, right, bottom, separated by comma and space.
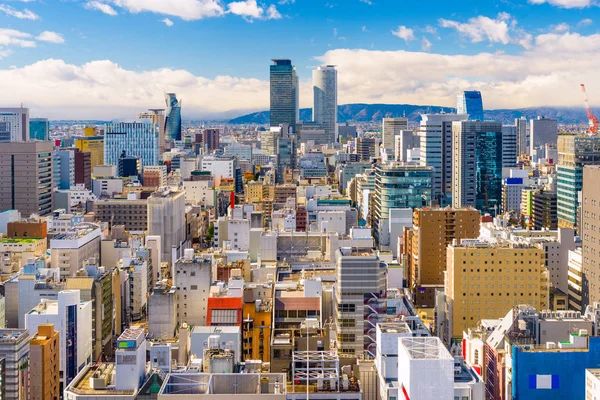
50, 223, 101, 280
0, 141, 53, 217
444, 239, 549, 342
0, 237, 47, 275
581, 166, 600, 309
404, 207, 480, 308
30, 324, 59, 400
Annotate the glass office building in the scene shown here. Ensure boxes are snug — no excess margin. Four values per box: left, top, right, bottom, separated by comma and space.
104, 120, 160, 169
164, 93, 182, 141
456, 91, 484, 121
270, 59, 299, 132
476, 130, 503, 214
29, 118, 49, 141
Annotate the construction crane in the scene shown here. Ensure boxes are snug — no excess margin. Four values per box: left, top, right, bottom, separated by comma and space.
581, 84, 599, 134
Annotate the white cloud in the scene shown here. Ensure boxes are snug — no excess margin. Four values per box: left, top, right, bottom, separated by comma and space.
227, 0, 281, 20
421, 37, 432, 51
391, 25, 415, 42
529, 0, 591, 8
85, 1, 118, 16
579, 18, 593, 26
359, 0, 373, 4
111, 0, 224, 20
162, 17, 174, 26
0, 5, 39, 20
0, 28, 36, 48
278, 0, 294, 3
553, 22, 570, 32
439, 13, 512, 44
36, 31, 65, 44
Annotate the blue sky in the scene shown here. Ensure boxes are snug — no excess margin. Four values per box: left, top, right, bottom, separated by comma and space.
0, 0, 599, 118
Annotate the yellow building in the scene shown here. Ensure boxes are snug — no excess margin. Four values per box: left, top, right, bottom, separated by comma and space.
245, 182, 264, 204
76, 128, 104, 169
242, 283, 273, 362
521, 189, 534, 226
444, 239, 549, 342
30, 324, 60, 400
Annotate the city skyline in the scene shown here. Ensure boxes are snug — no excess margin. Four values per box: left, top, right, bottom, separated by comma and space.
1, 0, 600, 119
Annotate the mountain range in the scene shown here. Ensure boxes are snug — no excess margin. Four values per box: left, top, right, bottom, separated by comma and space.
228, 103, 591, 125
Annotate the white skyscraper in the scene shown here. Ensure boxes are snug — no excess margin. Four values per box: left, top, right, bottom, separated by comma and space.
0, 107, 29, 142
312, 65, 338, 143
382, 117, 408, 153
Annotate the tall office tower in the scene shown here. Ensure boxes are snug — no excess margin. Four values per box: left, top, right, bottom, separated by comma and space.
452, 121, 503, 215
531, 189, 557, 230
334, 248, 386, 357
55, 149, 75, 190
356, 137, 376, 161
501, 125, 518, 167
404, 207, 480, 308
147, 188, 186, 265
118, 153, 142, 178
75, 127, 104, 169
270, 59, 299, 132
456, 91, 484, 121
312, 65, 338, 143
372, 163, 433, 244
0, 107, 29, 142
260, 129, 278, 155
174, 251, 212, 326
559, 135, 600, 229
419, 114, 468, 206
138, 109, 166, 155
73, 148, 92, 189
30, 324, 59, 400
0, 142, 53, 217
275, 127, 297, 184
104, 120, 160, 169
164, 93, 182, 141
516, 117, 528, 155
0, 329, 30, 400
580, 166, 600, 309
444, 239, 549, 343
530, 116, 558, 155
29, 118, 49, 141
394, 130, 418, 162
382, 117, 408, 152
25, 290, 92, 389
202, 128, 220, 152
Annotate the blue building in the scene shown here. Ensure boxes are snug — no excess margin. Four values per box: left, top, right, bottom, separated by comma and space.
457, 91, 484, 121
29, 118, 49, 141
164, 93, 182, 141
512, 334, 600, 399
104, 120, 159, 169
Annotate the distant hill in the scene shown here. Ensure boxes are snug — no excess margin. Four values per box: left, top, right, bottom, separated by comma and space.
229, 104, 590, 125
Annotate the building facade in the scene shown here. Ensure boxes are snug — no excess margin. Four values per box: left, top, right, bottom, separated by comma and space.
312, 65, 338, 143
104, 120, 160, 169
270, 59, 299, 132
0, 107, 29, 142
456, 91, 484, 121
29, 118, 49, 141
164, 93, 182, 141
30, 324, 59, 400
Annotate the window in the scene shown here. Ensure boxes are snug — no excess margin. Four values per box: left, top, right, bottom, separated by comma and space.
210, 309, 237, 325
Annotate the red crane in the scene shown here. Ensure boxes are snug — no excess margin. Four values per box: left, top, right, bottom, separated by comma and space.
581, 84, 599, 134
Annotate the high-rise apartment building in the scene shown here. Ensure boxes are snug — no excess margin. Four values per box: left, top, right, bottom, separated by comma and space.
356, 137, 376, 161
73, 148, 92, 189
456, 91, 484, 121
557, 134, 600, 228
270, 59, 299, 132
516, 117, 528, 155
531, 189, 557, 230
201, 128, 220, 152
382, 117, 408, 152
312, 65, 338, 143
164, 93, 182, 141
419, 114, 468, 205
581, 166, 600, 309
0, 142, 53, 217
444, 239, 549, 342
0, 329, 30, 400
30, 324, 59, 400
0, 107, 29, 142
530, 116, 557, 155
138, 109, 165, 154
260, 129, 278, 156
104, 120, 160, 169
501, 125, 518, 168
147, 188, 186, 264
404, 207, 480, 307
29, 118, 49, 141
452, 120, 503, 215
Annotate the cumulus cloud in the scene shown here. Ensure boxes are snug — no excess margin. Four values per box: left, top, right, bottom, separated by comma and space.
579, 18, 593, 26
111, 0, 224, 20
227, 0, 281, 20
529, 0, 591, 8
85, 1, 118, 16
0, 5, 39, 20
439, 13, 512, 44
421, 37, 432, 51
553, 22, 570, 32
162, 17, 174, 26
36, 31, 65, 44
391, 26, 415, 42
0, 29, 36, 48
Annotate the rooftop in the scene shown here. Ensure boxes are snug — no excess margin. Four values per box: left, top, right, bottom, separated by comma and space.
0, 329, 29, 343
159, 373, 286, 396
378, 322, 412, 335
51, 222, 100, 241
0, 238, 41, 244
400, 337, 453, 360
66, 363, 135, 396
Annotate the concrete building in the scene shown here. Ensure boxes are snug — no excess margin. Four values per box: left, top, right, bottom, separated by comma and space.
443, 239, 549, 342
224, 142, 252, 162
148, 280, 178, 339
30, 324, 59, 400
516, 117, 528, 156
190, 326, 242, 365
312, 65, 338, 144
183, 174, 216, 207
50, 223, 101, 280
530, 116, 558, 155
143, 165, 167, 187
419, 114, 468, 205
75, 130, 105, 169
55, 149, 75, 190
148, 188, 186, 264
0, 329, 30, 400
404, 207, 480, 308
201, 155, 236, 186
138, 109, 166, 155
93, 197, 148, 231
25, 290, 92, 389
74, 148, 92, 189
531, 189, 557, 230
501, 177, 524, 214
355, 137, 376, 162
394, 130, 418, 163
581, 165, 600, 309
0, 141, 54, 217
568, 248, 584, 311
174, 251, 212, 327
382, 118, 408, 153
586, 369, 600, 400
501, 124, 518, 168
0, 107, 29, 142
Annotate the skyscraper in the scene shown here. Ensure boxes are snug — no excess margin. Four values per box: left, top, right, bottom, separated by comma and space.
452, 121, 503, 215
456, 91, 484, 121
29, 118, 49, 141
104, 120, 160, 169
0, 107, 29, 142
530, 116, 557, 156
164, 93, 182, 141
312, 65, 337, 143
501, 124, 518, 167
270, 59, 299, 132
138, 109, 166, 154
382, 117, 408, 152
516, 117, 528, 155
0, 142, 53, 217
